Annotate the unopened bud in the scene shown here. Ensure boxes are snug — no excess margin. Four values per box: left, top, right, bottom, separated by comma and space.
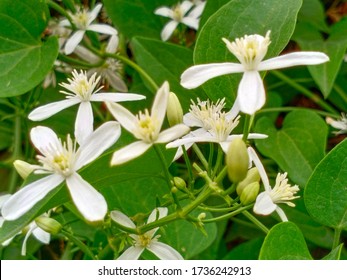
171, 186, 178, 193
240, 182, 260, 205
226, 138, 249, 183
166, 92, 183, 126
236, 167, 260, 196
173, 177, 186, 189
197, 212, 206, 220
13, 160, 35, 179
35, 216, 62, 235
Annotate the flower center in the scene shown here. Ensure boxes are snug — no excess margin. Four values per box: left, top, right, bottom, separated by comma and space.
71, 8, 89, 30
172, 5, 183, 21
207, 114, 240, 141
133, 109, 159, 143
269, 172, 300, 207
137, 233, 152, 247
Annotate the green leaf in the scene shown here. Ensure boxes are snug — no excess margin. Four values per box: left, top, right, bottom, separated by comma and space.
297, 0, 329, 33
305, 138, 347, 231
223, 238, 264, 260
255, 110, 327, 186
194, 0, 303, 106
131, 37, 207, 110
198, 0, 230, 29
0, 0, 59, 97
259, 222, 312, 260
322, 244, 343, 260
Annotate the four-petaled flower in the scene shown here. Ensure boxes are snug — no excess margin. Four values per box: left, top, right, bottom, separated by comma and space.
29, 70, 145, 145
248, 147, 300, 222
106, 81, 190, 165
111, 207, 184, 260
326, 113, 347, 135
180, 31, 329, 115
2, 122, 121, 222
61, 3, 118, 54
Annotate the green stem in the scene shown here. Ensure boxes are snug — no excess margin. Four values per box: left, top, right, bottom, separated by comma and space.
212, 146, 224, 178
202, 205, 252, 223
333, 84, 347, 105
258, 106, 340, 118
60, 230, 96, 260
182, 146, 194, 189
242, 211, 269, 234
332, 227, 342, 249
215, 166, 228, 184
46, 0, 76, 29
57, 53, 104, 68
192, 144, 209, 170
208, 143, 214, 176
242, 114, 251, 142
271, 70, 338, 115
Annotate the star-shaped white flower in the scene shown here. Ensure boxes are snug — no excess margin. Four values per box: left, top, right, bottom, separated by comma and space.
326, 113, 347, 135
106, 81, 190, 165
155, 1, 201, 41
29, 70, 145, 145
248, 147, 300, 222
61, 3, 118, 54
180, 31, 329, 115
111, 207, 184, 260
2, 122, 121, 222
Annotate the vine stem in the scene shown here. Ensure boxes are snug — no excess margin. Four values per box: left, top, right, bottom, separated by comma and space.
60, 230, 96, 260
242, 211, 269, 234
332, 227, 342, 250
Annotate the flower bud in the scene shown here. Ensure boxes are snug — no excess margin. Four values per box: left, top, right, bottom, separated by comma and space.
240, 182, 260, 205
166, 92, 183, 126
197, 212, 206, 220
236, 167, 260, 196
173, 177, 186, 189
226, 138, 249, 183
35, 216, 62, 235
13, 160, 35, 179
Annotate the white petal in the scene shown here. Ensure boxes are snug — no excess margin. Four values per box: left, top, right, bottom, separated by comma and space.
110, 210, 136, 229
64, 30, 85, 55
180, 1, 194, 14
147, 207, 168, 223
74, 46, 101, 63
154, 7, 173, 18
105, 71, 128, 92
30, 126, 61, 155
0, 194, 12, 207
189, 2, 206, 18
152, 81, 170, 130
181, 17, 199, 30
181, 63, 244, 89
161, 21, 179, 41
258, 52, 329, 71
32, 227, 50, 244
75, 102, 94, 146
166, 135, 217, 148
275, 207, 289, 222
66, 173, 107, 222
237, 71, 265, 115
253, 192, 277, 215
87, 24, 118, 35
21, 227, 35, 256
1, 174, 64, 220
76, 121, 121, 169
183, 113, 203, 127
156, 124, 190, 143
148, 241, 184, 260
28, 98, 80, 121
247, 147, 271, 192
106, 102, 138, 134
106, 35, 119, 53
111, 141, 152, 166
118, 246, 144, 260
89, 3, 103, 23
90, 92, 145, 102
59, 19, 70, 27
247, 133, 268, 139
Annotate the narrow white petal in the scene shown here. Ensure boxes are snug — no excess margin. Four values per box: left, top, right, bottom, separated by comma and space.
64, 30, 85, 55
28, 99, 80, 121
105, 71, 128, 92
154, 7, 173, 18
110, 210, 136, 229
156, 124, 190, 143
180, 1, 194, 14
0, 194, 11, 207
32, 227, 50, 244
148, 241, 184, 260
258, 52, 329, 71
237, 71, 265, 115
30, 126, 61, 155
75, 102, 94, 146
183, 113, 203, 127
89, 3, 103, 23
87, 24, 118, 35
275, 207, 289, 222
90, 93, 145, 102
253, 192, 277, 215
161, 21, 179, 41
118, 246, 144, 260
111, 141, 151, 166
106, 102, 138, 134
181, 17, 199, 30
226, 102, 241, 120
152, 81, 170, 130
247, 133, 268, 139
247, 147, 271, 191
66, 173, 107, 222
21, 227, 35, 255
106, 35, 119, 53
166, 135, 217, 148
2, 174, 64, 220
189, 2, 206, 17
59, 19, 70, 27
147, 207, 168, 223
74, 46, 101, 64
76, 121, 121, 169
181, 63, 244, 89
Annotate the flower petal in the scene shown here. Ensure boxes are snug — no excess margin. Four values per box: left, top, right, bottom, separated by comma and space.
66, 173, 107, 222
181, 17, 199, 30
275, 207, 289, 222
106, 102, 138, 135
166, 135, 217, 148
74, 45, 101, 63
105, 70, 128, 92
88, 3, 103, 24
152, 81, 170, 130
253, 192, 277, 215
247, 147, 271, 192
181, 63, 244, 89
106, 35, 119, 53
75, 101, 94, 146
154, 7, 173, 18
30, 126, 61, 155
90, 92, 145, 102
258, 52, 329, 71
148, 241, 184, 260
87, 24, 118, 35
64, 30, 85, 55
32, 227, 50, 244
28, 98, 80, 121
111, 141, 152, 165
118, 246, 144, 260
1, 174, 64, 220
76, 121, 121, 169
110, 210, 136, 229
237, 71, 265, 115
189, 2, 206, 18
156, 124, 190, 143
161, 20, 179, 41
147, 207, 168, 223
180, 0, 194, 14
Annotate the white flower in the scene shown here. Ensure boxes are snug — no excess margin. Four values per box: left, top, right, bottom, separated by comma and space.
326, 113, 347, 134
155, 1, 201, 41
29, 70, 144, 145
61, 3, 118, 54
248, 147, 300, 222
111, 207, 184, 260
181, 31, 329, 115
2, 122, 121, 222
106, 82, 190, 165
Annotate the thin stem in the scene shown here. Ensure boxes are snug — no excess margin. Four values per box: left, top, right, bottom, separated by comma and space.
46, 0, 76, 29
212, 146, 224, 179
202, 205, 252, 223
257, 106, 340, 118
60, 230, 96, 260
332, 227, 342, 250
242, 211, 269, 234
242, 114, 251, 141
182, 146, 194, 189
192, 144, 209, 170
57, 53, 104, 68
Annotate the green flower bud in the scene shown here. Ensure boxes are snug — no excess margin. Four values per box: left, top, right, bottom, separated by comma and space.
13, 160, 35, 180
35, 216, 62, 235
166, 92, 183, 126
173, 176, 186, 189
197, 212, 206, 220
240, 182, 260, 205
226, 138, 249, 183
236, 167, 260, 196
